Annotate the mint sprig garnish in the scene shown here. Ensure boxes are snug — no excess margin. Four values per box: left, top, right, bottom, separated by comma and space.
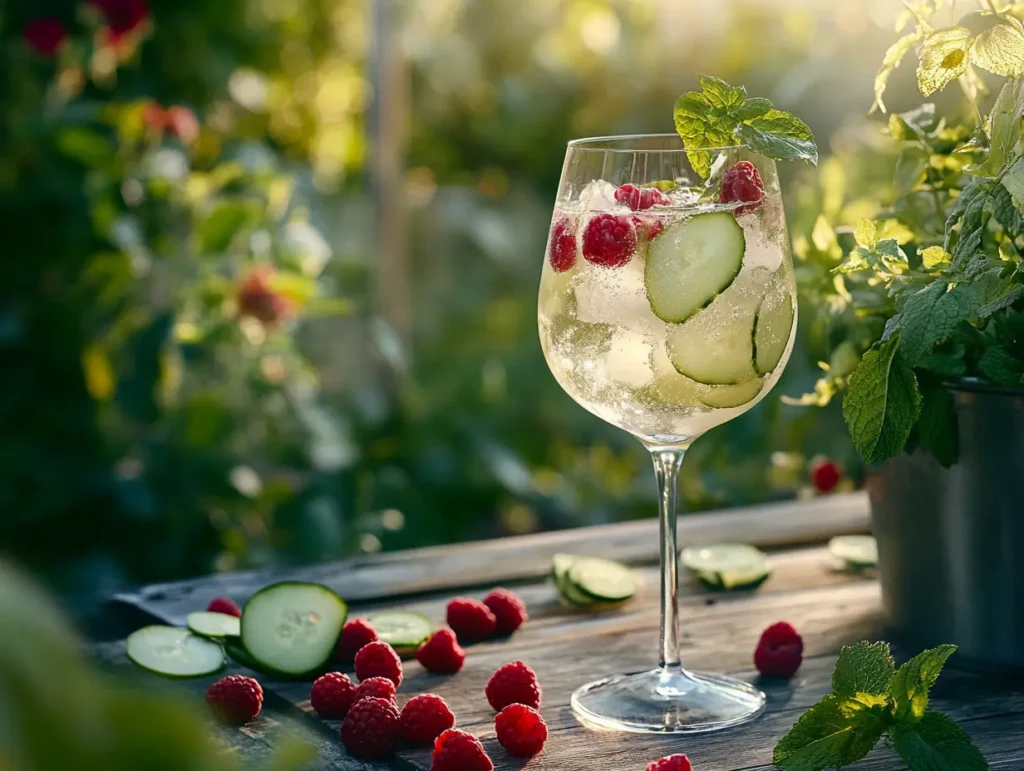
673, 74, 817, 178
774, 641, 988, 771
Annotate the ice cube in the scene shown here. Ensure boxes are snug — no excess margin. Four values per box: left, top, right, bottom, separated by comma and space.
603, 330, 654, 387
574, 253, 666, 335
578, 179, 621, 213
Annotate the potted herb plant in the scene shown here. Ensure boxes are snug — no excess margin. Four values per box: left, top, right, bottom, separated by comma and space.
795, 3, 1024, 668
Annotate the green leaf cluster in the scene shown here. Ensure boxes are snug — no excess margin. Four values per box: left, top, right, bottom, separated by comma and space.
774, 642, 987, 771
673, 75, 817, 177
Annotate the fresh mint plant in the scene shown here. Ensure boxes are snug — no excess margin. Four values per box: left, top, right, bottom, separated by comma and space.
774, 641, 987, 771
673, 74, 817, 178
791, 3, 1024, 467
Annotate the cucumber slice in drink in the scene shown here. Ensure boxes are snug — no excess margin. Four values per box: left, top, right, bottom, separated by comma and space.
366, 611, 433, 653
753, 277, 795, 375
568, 557, 637, 602
666, 306, 758, 385
696, 378, 764, 409
829, 535, 878, 569
680, 544, 772, 591
186, 611, 240, 640
126, 625, 225, 678
645, 212, 745, 323
241, 582, 348, 676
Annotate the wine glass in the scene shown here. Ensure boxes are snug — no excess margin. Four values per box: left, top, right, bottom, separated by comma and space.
537, 134, 797, 733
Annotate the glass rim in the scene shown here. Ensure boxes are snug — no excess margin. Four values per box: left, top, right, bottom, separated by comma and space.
566, 133, 750, 154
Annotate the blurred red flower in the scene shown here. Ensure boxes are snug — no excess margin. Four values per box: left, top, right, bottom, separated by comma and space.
23, 17, 68, 57
141, 102, 199, 144
237, 270, 295, 328
91, 0, 150, 43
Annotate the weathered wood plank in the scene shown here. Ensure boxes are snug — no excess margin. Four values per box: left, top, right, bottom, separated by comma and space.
113, 494, 869, 626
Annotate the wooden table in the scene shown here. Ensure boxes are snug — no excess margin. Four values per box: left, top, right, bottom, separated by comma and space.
98, 493, 1024, 770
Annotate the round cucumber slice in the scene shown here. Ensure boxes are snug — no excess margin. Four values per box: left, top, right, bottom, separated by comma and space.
126, 625, 225, 678
666, 305, 758, 385
829, 535, 878, 569
696, 378, 764, 409
568, 557, 637, 602
645, 212, 745, 323
753, 276, 796, 375
186, 611, 240, 639
241, 582, 348, 676
365, 611, 433, 653
680, 544, 772, 591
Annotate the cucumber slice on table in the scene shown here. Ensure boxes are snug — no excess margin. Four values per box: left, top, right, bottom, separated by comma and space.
241, 582, 348, 676
645, 212, 745, 323
568, 557, 638, 602
753, 277, 795, 375
680, 544, 772, 591
552, 554, 636, 609
126, 625, 225, 678
366, 611, 433, 653
829, 535, 878, 569
186, 611, 240, 639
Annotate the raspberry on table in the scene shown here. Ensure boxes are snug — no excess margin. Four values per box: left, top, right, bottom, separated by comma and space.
354, 641, 403, 686
432, 729, 493, 771
810, 457, 842, 494
355, 676, 397, 705
400, 693, 456, 745
340, 696, 400, 760
205, 675, 263, 725
647, 754, 693, 771
310, 671, 357, 719
417, 628, 466, 674
335, 617, 378, 663
582, 213, 637, 267
548, 215, 578, 272
206, 596, 242, 617
719, 160, 765, 216
615, 183, 671, 211
495, 703, 547, 757
485, 660, 541, 711
446, 598, 497, 643
755, 621, 804, 678
483, 588, 528, 635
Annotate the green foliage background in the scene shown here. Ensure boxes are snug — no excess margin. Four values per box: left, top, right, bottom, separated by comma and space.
0, 0, 922, 598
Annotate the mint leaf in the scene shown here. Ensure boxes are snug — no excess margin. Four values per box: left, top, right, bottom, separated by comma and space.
976, 75, 1024, 177
971, 15, 1024, 78
900, 280, 977, 366
735, 110, 818, 166
874, 31, 925, 113
843, 333, 922, 463
917, 27, 972, 97
736, 97, 773, 121
920, 246, 950, 269
980, 285, 1024, 317
673, 93, 738, 179
832, 641, 895, 699
892, 710, 989, 771
774, 695, 888, 771
945, 179, 993, 270
920, 350, 967, 377
895, 145, 930, 193
918, 376, 959, 467
979, 346, 1024, 387
697, 74, 747, 110
992, 183, 1024, 235
891, 644, 957, 721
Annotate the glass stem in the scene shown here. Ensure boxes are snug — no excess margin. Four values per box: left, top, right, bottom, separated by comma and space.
652, 447, 686, 672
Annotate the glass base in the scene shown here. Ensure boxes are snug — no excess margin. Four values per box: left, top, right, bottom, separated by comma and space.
571, 668, 766, 734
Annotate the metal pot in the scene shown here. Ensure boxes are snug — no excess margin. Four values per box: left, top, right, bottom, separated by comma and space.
867, 379, 1024, 669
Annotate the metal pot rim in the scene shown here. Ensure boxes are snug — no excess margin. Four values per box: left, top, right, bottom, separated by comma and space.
944, 376, 1024, 396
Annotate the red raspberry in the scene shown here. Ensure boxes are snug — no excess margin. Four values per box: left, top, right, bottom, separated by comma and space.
432, 729, 493, 771
582, 214, 637, 268
485, 660, 541, 711
355, 676, 397, 705
810, 457, 842, 494
206, 597, 242, 618
483, 588, 528, 635
446, 598, 497, 643
205, 675, 263, 725
23, 17, 67, 57
719, 161, 765, 216
417, 628, 466, 674
755, 621, 804, 678
336, 618, 378, 663
633, 216, 665, 242
90, 0, 150, 43
548, 216, 577, 272
310, 672, 356, 719
340, 697, 400, 760
354, 641, 403, 686
495, 703, 547, 757
647, 754, 693, 771
237, 269, 295, 328
615, 184, 671, 211
400, 694, 456, 744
